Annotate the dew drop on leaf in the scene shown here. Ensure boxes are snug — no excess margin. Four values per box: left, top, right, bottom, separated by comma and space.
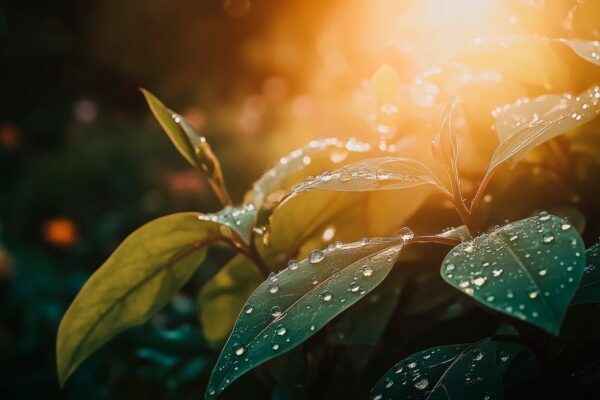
244, 304, 254, 314
287, 259, 299, 270
308, 249, 325, 264
267, 283, 279, 294
414, 378, 429, 390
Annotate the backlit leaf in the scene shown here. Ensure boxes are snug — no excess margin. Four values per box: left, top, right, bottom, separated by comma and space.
244, 138, 371, 208
559, 39, 600, 66
431, 97, 459, 176
142, 89, 230, 203
291, 157, 445, 194
206, 238, 404, 398
441, 213, 585, 334
370, 339, 530, 400
489, 86, 600, 170
572, 242, 600, 305
56, 211, 247, 385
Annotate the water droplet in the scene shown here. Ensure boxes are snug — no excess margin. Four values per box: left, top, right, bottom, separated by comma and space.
385, 379, 394, 388
473, 276, 487, 287
529, 291, 539, 299
407, 361, 417, 368
276, 325, 287, 336
308, 249, 325, 264
542, 234, 555, 244
268, 272, 278, 283
414, 378, 429, 390
288, 259, 299, 270
509, 234, 519, 242
538, 269, 547, 276
271, 306, 282, 317
492, 269, 503, 277
349, 282, 360, 292
268, 283, 279, 294
321, 290, 333, 302
272, 344, 280, 351
397, 227, 415, 242
244, 304, 254, 314
235, 346, 245, 356
538, 211, 551, 221
310, 325, 316, 331
486, 295, 495, 302
561, 223, 572, 231
361, 265, 374, 277
361, 237, 370, 245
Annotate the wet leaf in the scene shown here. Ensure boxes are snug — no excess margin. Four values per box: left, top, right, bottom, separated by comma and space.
572, 242, 600, 305
198, 254, 263, 347
206, 238, 404, 398
490, 86, 600, 170
441, 213, 585, 335
292, 157, 445, 194
370, 339, 530, 400
56, 212, 240, 385
559, 38, 600, 66
208, 204, 257, 245
142, 89, 230, 203
245, 138, 371, 208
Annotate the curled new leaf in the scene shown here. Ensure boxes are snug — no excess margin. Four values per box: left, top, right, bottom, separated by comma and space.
489, 85, 600, 171
142, 89, 231, 204
292, 157, 446, 194
431, 97, 459, 175
370, 339, 532, 400
56, 209, 253, 386
206, 238, 404, 398
441, 213, 585, 334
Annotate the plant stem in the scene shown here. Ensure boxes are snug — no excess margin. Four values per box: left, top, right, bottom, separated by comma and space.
207, 177, 232, 207
447, 166, 480, 236
469, 167, 497, 216
407, 235, 461, 246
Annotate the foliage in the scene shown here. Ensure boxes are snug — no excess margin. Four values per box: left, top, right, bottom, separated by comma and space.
20, 1, 598, 398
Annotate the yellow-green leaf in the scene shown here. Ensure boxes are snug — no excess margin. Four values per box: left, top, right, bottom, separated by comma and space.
56, 212, 237, 386
198, 254, 263, 347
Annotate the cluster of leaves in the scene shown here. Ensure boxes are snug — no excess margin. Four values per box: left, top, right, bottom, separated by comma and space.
56, 60, 600, 399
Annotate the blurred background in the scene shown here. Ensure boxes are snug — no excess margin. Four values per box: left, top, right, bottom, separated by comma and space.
1, 0, 600, 398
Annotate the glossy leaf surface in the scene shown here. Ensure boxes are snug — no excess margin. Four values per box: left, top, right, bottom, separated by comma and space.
206, 238, 404, 398
370, 339, 529, 400
490, 86, 600, 170
292, 157, 444, 193
441, 213, 585, 334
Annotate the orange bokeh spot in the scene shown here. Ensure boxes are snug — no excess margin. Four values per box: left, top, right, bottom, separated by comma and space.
43, 218, 78, 247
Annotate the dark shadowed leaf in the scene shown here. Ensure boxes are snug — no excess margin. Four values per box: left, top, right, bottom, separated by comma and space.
206, 238, 404, 398
198, 254, 263, 347
56, 210, 249, 385
572, 242, 600, 305
370, 339, 531, 400
292, 157, 445, 194
489, 86, 600, 170
441, 213, 585, 334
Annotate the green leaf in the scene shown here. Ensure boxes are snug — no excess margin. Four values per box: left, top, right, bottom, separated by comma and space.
559, 38, 600, 67
370, 339, 530, 400
141, 88, 230, 204
291, 157, 445, 194
441, 213, 585, 335
572, 242, 600, 305
198, 254, 263, 347
244, 138, 372, 208
489, 85, 600, 170
56, 211, 247, 385
209, 204, 257, 245
206, 237, 404, 398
